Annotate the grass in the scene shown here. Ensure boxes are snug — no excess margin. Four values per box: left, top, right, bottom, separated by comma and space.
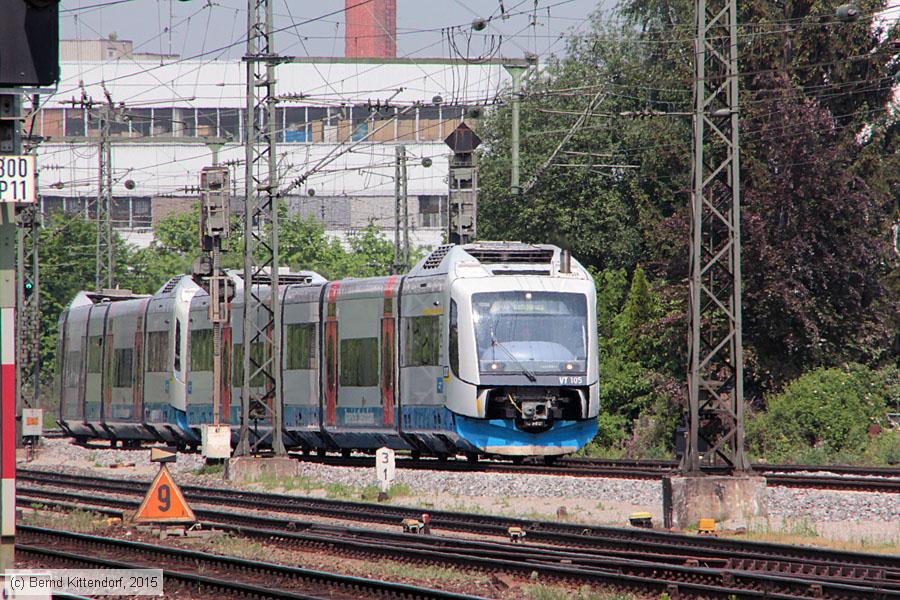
357, 561, 487, 583
192, 462, 225, 476
734, 518, 900, 554
526, 584, 642, 600
208, 534, 272, 562
248, 472, 412, 501
21, 508, 107, 532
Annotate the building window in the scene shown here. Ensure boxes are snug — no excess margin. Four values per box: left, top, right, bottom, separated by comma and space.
219, 108, 240, 140
286, 323, 316, 370
197, 109, 218, 137
190, 328, 214, 372
146, 330, 168, 373
112, 348, 133, 387
404, 316, 440, 367
340, 337, 378, 387
63, 108, 85, 137
418, 195, 445, 228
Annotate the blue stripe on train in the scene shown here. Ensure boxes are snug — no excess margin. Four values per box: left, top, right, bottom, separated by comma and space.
454, 416, 597, 455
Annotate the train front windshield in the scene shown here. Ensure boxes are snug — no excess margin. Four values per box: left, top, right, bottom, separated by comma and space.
472, 291, 588, 375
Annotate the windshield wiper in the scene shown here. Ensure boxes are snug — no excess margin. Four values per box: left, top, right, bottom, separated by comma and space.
491, 338, 537, 382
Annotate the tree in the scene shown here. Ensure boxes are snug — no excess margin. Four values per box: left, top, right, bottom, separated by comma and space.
740, 76, 896, 387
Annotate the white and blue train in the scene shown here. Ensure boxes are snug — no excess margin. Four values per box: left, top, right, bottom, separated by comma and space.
56, 242, 599, 458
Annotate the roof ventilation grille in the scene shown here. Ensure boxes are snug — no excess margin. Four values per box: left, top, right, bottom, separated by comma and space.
423, 244, 454, 270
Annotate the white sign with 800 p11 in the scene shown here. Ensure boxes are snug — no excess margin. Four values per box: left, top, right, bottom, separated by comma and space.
0, 155, 36, 203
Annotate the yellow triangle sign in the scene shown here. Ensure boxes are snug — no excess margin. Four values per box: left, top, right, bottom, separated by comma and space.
134, 464, 196, 523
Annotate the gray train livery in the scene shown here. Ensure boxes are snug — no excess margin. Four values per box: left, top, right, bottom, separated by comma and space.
56, 242, 600, 458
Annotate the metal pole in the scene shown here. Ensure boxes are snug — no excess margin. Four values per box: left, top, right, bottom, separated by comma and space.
237, 0, 283, 456
238, 0, 257, 457
393, 145, 401, 273
684, 0, 749, 472
504, 65, 526, 196
0, 92, 22, 567
400, 145, 409, 270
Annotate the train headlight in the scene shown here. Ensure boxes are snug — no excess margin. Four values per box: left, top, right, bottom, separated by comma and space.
490, 362, 500, 371
565, 363, 574, 371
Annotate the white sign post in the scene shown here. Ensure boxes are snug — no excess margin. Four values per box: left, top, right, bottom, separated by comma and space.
375, 447, 396, 494
0, 156, 36, 203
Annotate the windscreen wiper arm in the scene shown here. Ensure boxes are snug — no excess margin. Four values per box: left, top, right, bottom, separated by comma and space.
491, 338, 537, 382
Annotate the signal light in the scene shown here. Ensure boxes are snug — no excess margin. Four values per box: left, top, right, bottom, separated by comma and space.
23, 281, 34, 298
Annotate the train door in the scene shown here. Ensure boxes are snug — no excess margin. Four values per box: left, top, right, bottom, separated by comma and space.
83, 303, 110, 425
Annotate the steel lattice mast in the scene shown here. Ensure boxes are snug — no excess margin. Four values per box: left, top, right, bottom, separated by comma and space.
236, 0, 285, 456
95, 93, 114, 291
684, 0, 750, 472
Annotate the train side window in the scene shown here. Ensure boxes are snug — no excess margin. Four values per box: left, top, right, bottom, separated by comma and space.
231, 342, 266, 386
449, 300, 459, 376
404, 316, 440, 367
113, 348, 133, 387
174, 320, 182, 372
64, 350, 82, 386
286, 323, 317, 370
86, 335, 103, 374
232, 343, 243, 386
340, 337, 378, 387
146, 331, 168, 372
190, 329, 214, 372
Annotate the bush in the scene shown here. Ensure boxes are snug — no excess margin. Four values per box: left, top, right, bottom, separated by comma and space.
748, 364, 892, 463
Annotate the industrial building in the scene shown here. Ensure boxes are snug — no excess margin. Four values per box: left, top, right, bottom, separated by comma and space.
33, 1, 516, 250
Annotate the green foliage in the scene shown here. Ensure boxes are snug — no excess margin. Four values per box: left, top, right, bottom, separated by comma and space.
748, 364, 894, 462
37, 211, 417, 384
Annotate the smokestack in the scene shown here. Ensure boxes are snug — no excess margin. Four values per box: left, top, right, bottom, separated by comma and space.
345, 0, 396, 59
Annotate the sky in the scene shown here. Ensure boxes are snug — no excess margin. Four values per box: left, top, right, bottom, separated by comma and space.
58, 0, 611, 62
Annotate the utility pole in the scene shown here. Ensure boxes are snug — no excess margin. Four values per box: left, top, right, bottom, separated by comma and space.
16, 96, 41, 449
684, 0, 750, 471
95, 89, 114, 291
400, 145, 409, 270
236, 0, 285, 456
504, 65, 526, 197
393, 145, 402, 273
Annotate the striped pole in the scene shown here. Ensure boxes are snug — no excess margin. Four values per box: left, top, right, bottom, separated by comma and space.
0, 93, 21, 567
1, 203, 15, 564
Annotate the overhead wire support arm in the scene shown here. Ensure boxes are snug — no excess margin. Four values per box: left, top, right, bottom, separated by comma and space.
519, 91, 606, 197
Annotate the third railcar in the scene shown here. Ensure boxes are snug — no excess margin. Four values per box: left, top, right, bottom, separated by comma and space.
57, 242, 600, 457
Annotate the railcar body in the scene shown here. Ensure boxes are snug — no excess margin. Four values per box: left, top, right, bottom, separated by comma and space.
57, 242, 600, 457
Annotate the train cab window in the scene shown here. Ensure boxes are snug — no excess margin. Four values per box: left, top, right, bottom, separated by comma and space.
190, 329, 214, 372
86, 335, 103, 374
286, 323, 316, 370
449, 300, 459, 375
340, 337, 378, 387
146, 331, 168, 372
174, 320, 182, 372
404, 316, 440, 367
112, 348, 134, 387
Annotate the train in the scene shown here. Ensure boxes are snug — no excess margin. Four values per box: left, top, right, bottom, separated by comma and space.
56, 242, 600, 459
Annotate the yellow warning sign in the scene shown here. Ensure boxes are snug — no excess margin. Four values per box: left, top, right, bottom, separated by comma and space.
133, 464, 196, 523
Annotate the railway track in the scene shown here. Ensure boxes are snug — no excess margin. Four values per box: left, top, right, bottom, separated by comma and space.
18, 524, 483, 600
17, 470, 900, 598
286, 454, 900, 493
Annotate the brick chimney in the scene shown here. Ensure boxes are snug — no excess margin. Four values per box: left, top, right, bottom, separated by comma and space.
345, 0, 396, 59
